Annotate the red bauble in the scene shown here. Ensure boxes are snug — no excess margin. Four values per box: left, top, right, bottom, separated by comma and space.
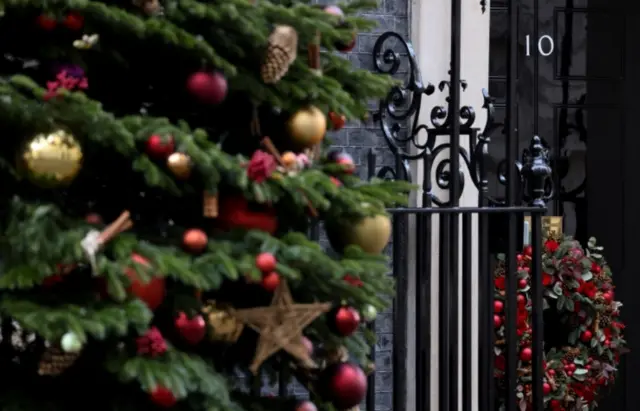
520, 347, 533, 362
125, 254, 166, 311
36, 15, 57, 30
320, 362, 367, 409
218, 196, 278, 234
187, 71, 228, 105
581, 330, 593, 342
603, 291, 613, 303
256, 252, 277, 273
493, 315, 502, 328
517, 294, 526, 304
150, 386, 177, 408
182, 228, 208, 253
146, 134, 175, 159
494, 300, 504, 313
85, 213, 103, 225
523, 245, 533, 256
336, 153, 355, 174
175, 312, 206, 345
296, 401, 318, 411
543, 382, 552, 395
329, 112, 346, 130
63, 12, 84, 30
323, 5, 344, 17
518, 278, 528, 289
331, 306, 360, 336
335, 26, 356, 53
261, 271, 281, 292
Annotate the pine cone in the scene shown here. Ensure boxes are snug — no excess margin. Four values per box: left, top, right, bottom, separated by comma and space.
261, 25, 298, 84
563, 347, 580, 363
600, 315, 611, 328
38, 345, 80, 376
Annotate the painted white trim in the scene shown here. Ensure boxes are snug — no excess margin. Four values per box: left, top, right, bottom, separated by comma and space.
405, 0, 490, 409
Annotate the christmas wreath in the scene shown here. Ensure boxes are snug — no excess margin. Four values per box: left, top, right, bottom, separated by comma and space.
493, 236, 627, 411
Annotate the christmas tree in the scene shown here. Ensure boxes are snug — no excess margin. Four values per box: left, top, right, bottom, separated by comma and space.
0, 1, 411, 411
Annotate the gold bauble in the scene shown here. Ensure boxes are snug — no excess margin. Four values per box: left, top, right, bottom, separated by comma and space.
348, 214, 392, 254
202, 302, 244, 343
287, 106, 327, 148
327, 214, 392, 255
167, 152, 192, 179
20, 129, 83, 187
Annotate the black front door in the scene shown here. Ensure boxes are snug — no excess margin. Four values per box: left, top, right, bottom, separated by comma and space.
490, 0, 640, 409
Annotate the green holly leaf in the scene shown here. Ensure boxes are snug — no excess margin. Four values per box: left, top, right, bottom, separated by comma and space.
553, 282, 563, 295
557, 295, 566, 311
565, 298, 575, 312
581, 272, 593, 282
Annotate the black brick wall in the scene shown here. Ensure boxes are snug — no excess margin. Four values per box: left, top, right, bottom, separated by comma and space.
260, 1, 410, 410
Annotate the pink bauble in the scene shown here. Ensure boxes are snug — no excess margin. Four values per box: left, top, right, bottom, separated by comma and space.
186, 71, 227, 105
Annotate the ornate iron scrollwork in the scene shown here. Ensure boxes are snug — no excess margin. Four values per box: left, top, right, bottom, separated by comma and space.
371, 31, 552, 207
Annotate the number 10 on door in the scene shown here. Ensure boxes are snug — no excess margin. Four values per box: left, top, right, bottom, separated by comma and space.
525, 35, 555, 56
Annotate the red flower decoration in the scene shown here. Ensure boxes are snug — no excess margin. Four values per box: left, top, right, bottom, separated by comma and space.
246, 150, 277, 182
577, 280, 597, 299
136, 327, 167, 357
44, 70, 89, 101
544, 239, 559, 253
542, 272, 553, 286
343, 274, 364, 287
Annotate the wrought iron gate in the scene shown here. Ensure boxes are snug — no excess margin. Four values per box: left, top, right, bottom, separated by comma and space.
362, 0, 553, 407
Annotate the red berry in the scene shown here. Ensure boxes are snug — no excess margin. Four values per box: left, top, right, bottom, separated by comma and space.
517, 254, 524, 262
494, 300, 504, 313
150, 386, 177, 408
518, 279, 528, 289
261, 272, 281, 292
520, 347, 533, 362
581, 330, 593, 342
567, 370, 574, 377
604, 339, 611, 347
517, 294, 526, 304
591, 262, 601, 274
494, 315, 502, 327
548, 369, 555, 376
550, 399, 561, 409
543, 382, 551, 395
568, 363, 576, 371
522, 266, 530, 273
523, 245, 532, 256
63, 12, 84, 30
36, 14, 57, 30
255, 252, 277, 273
603, 292, 613, 303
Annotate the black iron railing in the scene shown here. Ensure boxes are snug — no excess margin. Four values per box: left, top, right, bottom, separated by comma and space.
366, 20, 552, 411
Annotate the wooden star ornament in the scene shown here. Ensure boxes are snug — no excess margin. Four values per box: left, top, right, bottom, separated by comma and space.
229, 280, 331, 374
